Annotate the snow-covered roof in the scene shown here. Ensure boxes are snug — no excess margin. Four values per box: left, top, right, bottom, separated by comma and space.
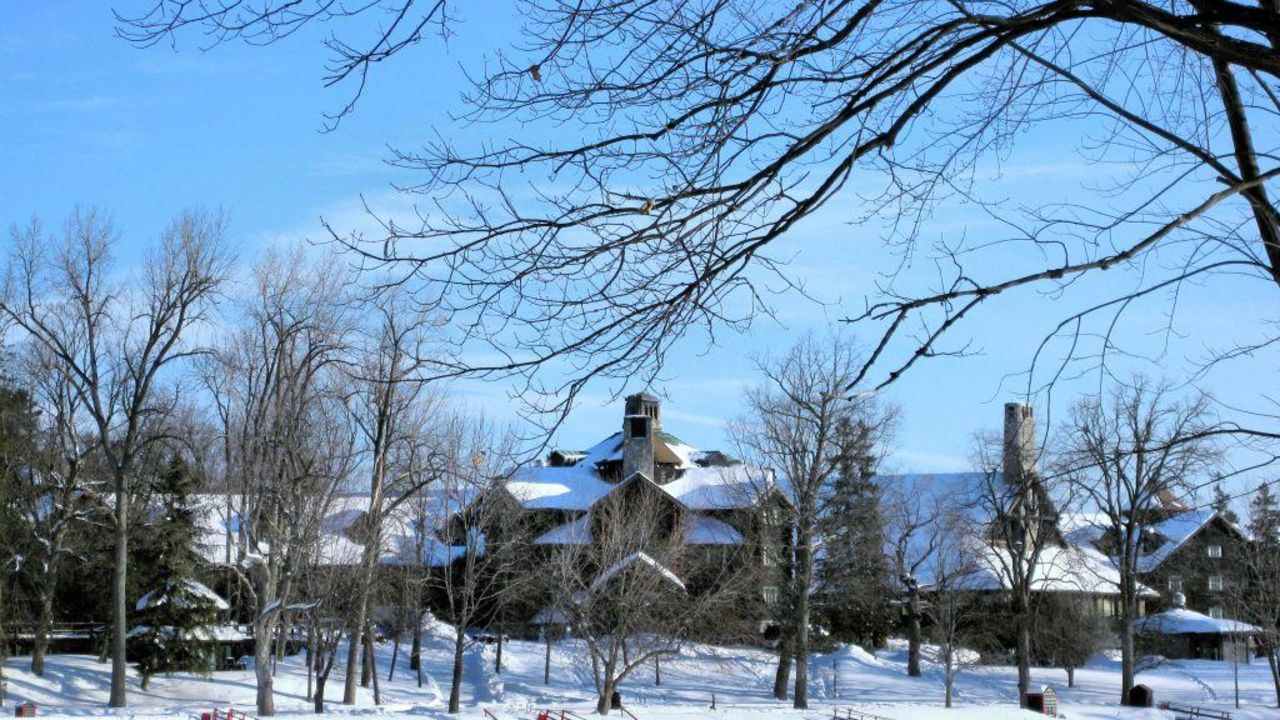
575, 430, 699, 469
504, 466, 615, 510
683, 515, 744, 545
1138, 509, 1244, 573
135, 579, 230, 612
661, 465, 772, 510
534, 515, 593, 545
875, 473, 1155, 598
128, 624, 253, 642
589, 551, 686, 594
1058, 508, 1247, 574
946, 541, 1156, 597
193, 489, 463, 568
1133, 607, 1258, 635
1058, 511, 1111, 548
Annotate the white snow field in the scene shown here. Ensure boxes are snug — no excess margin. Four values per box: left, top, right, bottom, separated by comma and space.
3, 624, 1277, 720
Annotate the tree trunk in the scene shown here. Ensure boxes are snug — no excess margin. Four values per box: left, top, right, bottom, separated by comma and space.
544, 635, 552, 685
306, 626, 315, 701
32, 585, 53, 677
1266, 642, 1280, 707
343, 628, 361, 704
495, 633, 503, 674
772, 645, 791, 700
314, 666, 330, 714
108, 483, 129, 708
410, 617, 422, 671
793, 533, 812, 710
1067, 665, 1075, 688
654, 655, 661, 687
595, 680, 613, 716
448, 627, 465, 714
361, 631, 372, 687
1119, 580, 1137, 704
388, 632, 400, 682
943, 648, 954, 709
365, 630, 382, 705
906, 588, 922, 677
256, 619, 277, 716
1014, 592, 1032, 707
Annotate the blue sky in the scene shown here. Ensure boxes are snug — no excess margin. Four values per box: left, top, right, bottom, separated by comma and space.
2, 3, 1275, 501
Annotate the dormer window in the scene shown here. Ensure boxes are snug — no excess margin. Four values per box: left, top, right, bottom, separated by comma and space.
1207, 544, 1223, 558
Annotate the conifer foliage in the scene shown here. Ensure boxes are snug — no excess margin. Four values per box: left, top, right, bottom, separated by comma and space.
817, 415, 895, 647
130, 456, 225, 688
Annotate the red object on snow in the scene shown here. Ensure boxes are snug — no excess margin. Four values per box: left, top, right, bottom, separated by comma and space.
14, 702, 37, 718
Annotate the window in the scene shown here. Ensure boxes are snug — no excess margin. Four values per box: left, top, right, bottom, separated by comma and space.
1208, 575, 1224, 591
762, 507, 789, 527
762, 546, 780, 567
1209, 607, 1225, 619
762, 586, 779, 604
1207, 544, 1223, 558
1167, 576, 1183, 593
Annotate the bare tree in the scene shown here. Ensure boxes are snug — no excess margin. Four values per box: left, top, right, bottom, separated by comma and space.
923, 508, 982, 709
2, 208, 230, 707
11, 344, 101, 676
1033, 595, 1108, 689
433, 411, 523, 714
116, 0, 1280, 434
971, 423, 1061, 708
883, 475, 949, 678
730, 333, 895, 709
339, 290, 442, 705
1055, 377, 1219, 702
543, 476, 753, 716
203, 246, 355, 716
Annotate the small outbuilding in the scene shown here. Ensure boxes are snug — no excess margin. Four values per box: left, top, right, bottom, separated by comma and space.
1133, 594, 1257, 663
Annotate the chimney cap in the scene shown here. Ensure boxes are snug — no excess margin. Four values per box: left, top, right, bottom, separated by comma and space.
626, 391, 660, 402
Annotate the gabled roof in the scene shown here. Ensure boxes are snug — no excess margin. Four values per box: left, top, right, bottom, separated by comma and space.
1138, 509, 1247, 573
589, 551, 686, 594
1059, 508, 1249, 573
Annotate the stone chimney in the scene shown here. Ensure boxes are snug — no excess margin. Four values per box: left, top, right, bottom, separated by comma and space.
1002, 402, 1037, 483
621, 392, 660, 481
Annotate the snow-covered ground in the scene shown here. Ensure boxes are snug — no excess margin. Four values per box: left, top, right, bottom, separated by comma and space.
3, 623, 1277, 720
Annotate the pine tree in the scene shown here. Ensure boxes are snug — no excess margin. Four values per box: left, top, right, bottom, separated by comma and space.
131, 454, 223, 688
1249, 484, 1280, 547
0, 376, 37, 702
817, 415, 894, 647
1212, 482, 1241, 525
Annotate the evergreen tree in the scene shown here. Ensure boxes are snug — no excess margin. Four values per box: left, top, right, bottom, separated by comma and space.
130, 454, 223, 688
817, 415, 894, 647
1243, 482, 1280, 705
1212, 482, 1241, 525
1249, 483, 1280, 546
0, 375, 37, 702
